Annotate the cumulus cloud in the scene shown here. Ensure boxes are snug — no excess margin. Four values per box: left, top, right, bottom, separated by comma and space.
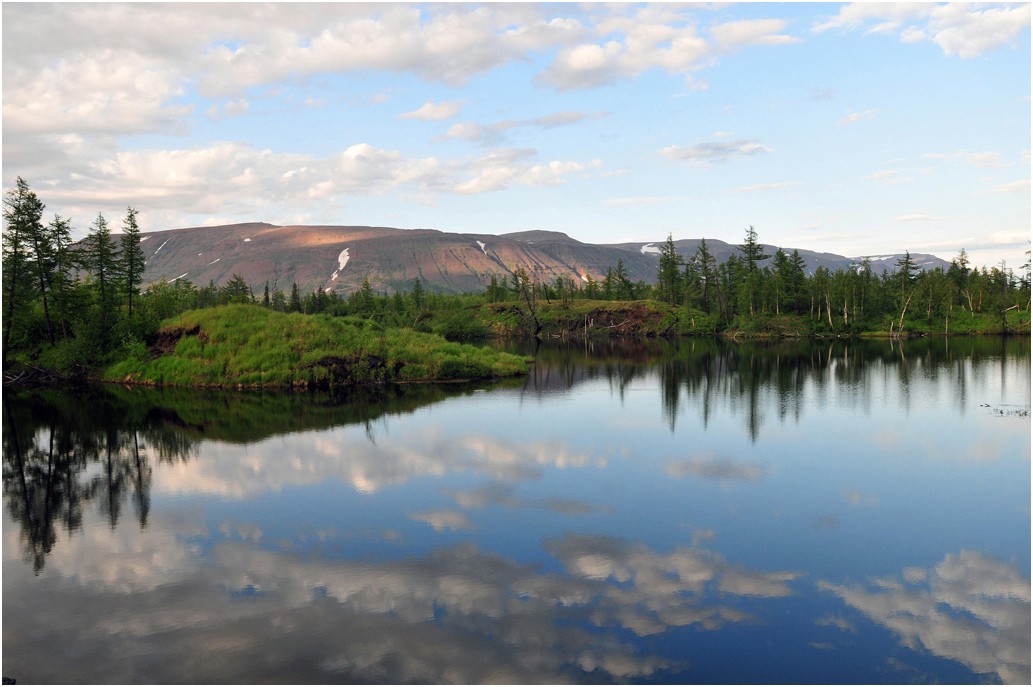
537, 7, 798, 89
660, 139, 771, 167
820, 551, 1030, 684
813, 3, 1030, 58
15, 138, 596, 226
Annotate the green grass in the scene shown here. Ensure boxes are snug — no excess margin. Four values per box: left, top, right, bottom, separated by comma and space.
104, 304, 529, 389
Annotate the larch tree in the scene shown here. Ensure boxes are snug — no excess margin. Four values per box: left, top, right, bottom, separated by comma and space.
2, 177, 45, 364
119, 207, 145, 317
656, 233, 683, 305
87, 212, 120, 342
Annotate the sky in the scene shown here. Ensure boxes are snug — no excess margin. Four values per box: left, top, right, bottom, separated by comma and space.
2, 2, 1030, 270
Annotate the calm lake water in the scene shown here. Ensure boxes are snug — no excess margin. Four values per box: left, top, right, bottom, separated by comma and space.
3, 336, 1030, 684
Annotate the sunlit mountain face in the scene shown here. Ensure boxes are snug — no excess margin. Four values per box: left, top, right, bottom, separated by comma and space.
125, 222, 951, 296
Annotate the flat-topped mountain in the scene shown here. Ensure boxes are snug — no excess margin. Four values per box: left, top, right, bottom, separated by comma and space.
135, 222, 950, 296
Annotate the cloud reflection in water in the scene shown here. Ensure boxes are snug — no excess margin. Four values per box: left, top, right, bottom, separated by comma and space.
821, 551, 1031, 684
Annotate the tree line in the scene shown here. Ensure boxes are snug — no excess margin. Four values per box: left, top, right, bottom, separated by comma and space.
3, 177, 1030, 374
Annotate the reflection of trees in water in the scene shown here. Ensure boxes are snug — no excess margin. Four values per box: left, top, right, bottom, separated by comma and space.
2, 382, 503, 573
516, 336, 1030, 440
3, 390, 173, 572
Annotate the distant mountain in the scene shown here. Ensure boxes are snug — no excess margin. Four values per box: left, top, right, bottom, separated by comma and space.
134, 222, 950, 295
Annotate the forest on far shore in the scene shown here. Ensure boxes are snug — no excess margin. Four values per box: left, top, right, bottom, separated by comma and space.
3, 177, 1030, 379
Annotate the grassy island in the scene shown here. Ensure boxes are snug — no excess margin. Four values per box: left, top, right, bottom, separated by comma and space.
103, 304, 529, 389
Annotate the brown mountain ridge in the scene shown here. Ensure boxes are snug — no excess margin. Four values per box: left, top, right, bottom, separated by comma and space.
135, 222, 949, 296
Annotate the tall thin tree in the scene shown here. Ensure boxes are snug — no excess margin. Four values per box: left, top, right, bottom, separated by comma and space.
2, 178, 45, 364
119, 207, 145, 317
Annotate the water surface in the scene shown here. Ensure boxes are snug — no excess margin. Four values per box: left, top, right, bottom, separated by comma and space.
3, 336, 1030, 683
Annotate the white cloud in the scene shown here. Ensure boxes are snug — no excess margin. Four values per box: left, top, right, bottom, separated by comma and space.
444, 111, 607, 146
971, 179, 1031, 196
869, 170, 914, 185
837, 109, 877, 125
924, 150, 1007, 169
896, 213, 948, 222
399, 100, 463, 121
710, 18, 801, 50
813, 3, 1030, 58
603, 196, 677, 207
537, 8, 799, 90
660, 139, 771, 166
732, 181, 802, 193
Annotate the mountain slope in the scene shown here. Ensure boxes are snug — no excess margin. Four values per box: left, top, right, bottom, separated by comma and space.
135, 223, 950, 296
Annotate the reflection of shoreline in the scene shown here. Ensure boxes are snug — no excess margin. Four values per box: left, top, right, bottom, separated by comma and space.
820, 551, 1031, 684
514, 336, 1031, 439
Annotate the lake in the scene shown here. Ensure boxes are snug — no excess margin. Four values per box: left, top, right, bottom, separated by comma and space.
3, 336, 1030, 684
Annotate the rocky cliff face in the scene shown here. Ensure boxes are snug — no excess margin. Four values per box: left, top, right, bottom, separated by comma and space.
135, 222, 950, 295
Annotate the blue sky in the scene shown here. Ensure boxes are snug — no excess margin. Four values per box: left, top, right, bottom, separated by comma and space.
3, 2, 1029, 269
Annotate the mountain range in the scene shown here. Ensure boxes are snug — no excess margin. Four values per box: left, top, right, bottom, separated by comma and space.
135, 222, 950, 296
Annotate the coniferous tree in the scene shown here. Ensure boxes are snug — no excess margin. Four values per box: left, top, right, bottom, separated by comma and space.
738, 225, 771, 272
656, 233, 683, 305
693, 239, 716, 314
737, 226, 770, 318
411, 277, 425, 310
2, 177, 45, 363
87, 212, 120, 343
119, 207, 145, 317
614, 259, 633, 299
46, 214, 78, 339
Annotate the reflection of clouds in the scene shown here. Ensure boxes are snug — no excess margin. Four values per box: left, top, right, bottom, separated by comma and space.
546, 534, 801, 636
5, 516, 802, 683
844, 489, 878, 506
820, 551, 1031, 684
155, 428, 606, 498
816, 614, 856, 633
666, 453, 766, 482
449, 482, 615, 515
409, 509, 472, 531
5, 511, 207, 594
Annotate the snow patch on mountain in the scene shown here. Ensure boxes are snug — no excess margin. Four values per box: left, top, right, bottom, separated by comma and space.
152, 239, 170, 256
139, 235, 150, 242
244, 238, 251, 242
207, 258, 221, 266
172, 273, 188, 282
641, 243, 661, 255
476, 240, 488, 256
330, 248, 350, 282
